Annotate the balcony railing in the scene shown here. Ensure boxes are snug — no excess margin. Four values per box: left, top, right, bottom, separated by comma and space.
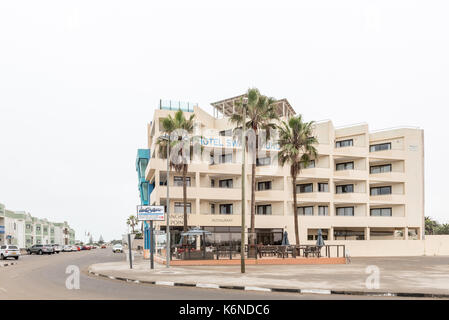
159, 99, 197, 112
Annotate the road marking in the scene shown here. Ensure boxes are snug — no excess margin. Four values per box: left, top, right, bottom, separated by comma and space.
300, 289, 331, 295
155, 281, 174, 286
196, 283, 220, 289
244, 286, 272, 292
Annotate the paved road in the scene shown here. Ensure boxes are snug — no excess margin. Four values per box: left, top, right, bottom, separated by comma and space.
0, 249, 416, 299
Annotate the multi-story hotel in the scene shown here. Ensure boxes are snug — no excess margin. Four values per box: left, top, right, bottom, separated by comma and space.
0, 202, 76, 248
140, 95, 424, 255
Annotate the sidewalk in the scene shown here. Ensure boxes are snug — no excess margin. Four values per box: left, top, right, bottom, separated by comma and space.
88, 255, 449, 298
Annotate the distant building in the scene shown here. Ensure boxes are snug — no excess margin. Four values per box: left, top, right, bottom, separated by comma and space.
0, 203, 75, 248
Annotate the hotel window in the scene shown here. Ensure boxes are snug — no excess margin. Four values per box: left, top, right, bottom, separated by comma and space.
174, 176, 191, 187
370, 142, 391, 152
210, 153, 233, 164
297, 183, 313, 193
220, 153, 233, 163
335, 139, 353, 148
370, 186, 392, 196
318, 183, 329, 192
139, 158, 149, 177
210, 203, 215, 214
219, 204, 233, 215
318, 206, 329, 216
141, 182, 149, 202
174, 202, 191, 214
298, 206, 314, 216
334, 229, 364, 240
210, 179, 215, 187
219, 129, 232, 136
336, 207, 354, 216
370, 208, 392, 216
36, 226, 41, 232
256, 205, 272, 215
300, 160, 315, 169
408, 228, 419, 240
219, 179, 233, 188
257, 181, 272, 191
336, 184, 354, 194
336, 161, 354, 171
370, 164, 392, 174
256, 157, 271, 166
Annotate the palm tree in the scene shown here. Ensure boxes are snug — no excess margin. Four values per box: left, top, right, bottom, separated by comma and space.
277, 115, 318, 245
157, 110, 195, 233
230, 88, 278, 248
126, 215, 138, 233
425, 216, 438, 235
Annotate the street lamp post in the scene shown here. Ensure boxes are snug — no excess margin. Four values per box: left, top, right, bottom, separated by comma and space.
162, 135, 171, 268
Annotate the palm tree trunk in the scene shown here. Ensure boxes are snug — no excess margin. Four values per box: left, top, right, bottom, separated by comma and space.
183, 164, 188, 232
292, 175, 299, 245
250, 133, 257, 247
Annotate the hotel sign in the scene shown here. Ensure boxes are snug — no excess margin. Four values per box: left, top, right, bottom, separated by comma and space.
137, 205, 165, 221
198, 136, 279, 151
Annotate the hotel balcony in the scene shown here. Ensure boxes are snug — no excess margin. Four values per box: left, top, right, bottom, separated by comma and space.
296, 191, 332, 203
369, 171, 406, 183
297, 167, 332, 179
369, 148, 406, 160
333, 145, 368, 157
369, 193, 406, 204
333, 192, 368, 203
333, 169, 368, 180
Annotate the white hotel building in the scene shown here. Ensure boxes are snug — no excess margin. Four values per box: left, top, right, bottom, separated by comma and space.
143, 95, 426, 256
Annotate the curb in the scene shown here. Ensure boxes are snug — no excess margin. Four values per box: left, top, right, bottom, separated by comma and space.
87, 270, 449, 299
0, 262, 16, 267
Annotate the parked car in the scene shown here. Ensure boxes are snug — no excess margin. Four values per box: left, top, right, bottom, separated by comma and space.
52, 244, 62, 254
71, 245, 79, 251
101, 244, 106, 249
27, 244, 54, 255
0, 245, 21, 260
75, 245, 81, 251
112, 244, 123, 253
62, 245, 72, 252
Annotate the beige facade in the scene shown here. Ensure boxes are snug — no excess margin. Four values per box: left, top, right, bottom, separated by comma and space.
144, 97, 425, 255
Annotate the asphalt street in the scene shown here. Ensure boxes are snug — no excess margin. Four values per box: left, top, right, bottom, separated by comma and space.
0, 249, 417, 300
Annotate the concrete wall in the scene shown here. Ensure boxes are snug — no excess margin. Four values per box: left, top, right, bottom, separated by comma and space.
323, 235, 449, 257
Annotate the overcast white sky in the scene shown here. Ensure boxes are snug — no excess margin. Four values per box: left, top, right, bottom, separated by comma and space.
0, 1, 448, 241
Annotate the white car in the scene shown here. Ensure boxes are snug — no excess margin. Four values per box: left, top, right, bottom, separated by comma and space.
62, 245, 73, 252
0, 245, 21, 260
112, 244, 123, 253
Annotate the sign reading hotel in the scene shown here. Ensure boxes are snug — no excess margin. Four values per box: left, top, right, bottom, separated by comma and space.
137, 205, 165, 221
198, 136, 280, 151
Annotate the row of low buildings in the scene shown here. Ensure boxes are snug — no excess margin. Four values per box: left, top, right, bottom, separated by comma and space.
135, 95, 448, 257
0, 202, 75, 249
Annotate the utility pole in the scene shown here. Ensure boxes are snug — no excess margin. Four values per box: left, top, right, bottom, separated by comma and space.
240, 106, 246, 274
